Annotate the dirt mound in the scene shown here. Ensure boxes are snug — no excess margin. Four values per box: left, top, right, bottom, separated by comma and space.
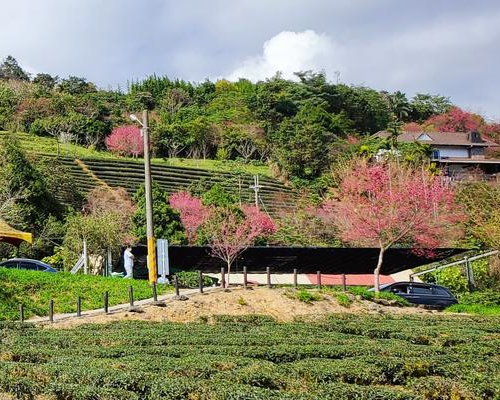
45, 287, 434, 329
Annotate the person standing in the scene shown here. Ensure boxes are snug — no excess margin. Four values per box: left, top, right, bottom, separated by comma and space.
123, 246, 135, 278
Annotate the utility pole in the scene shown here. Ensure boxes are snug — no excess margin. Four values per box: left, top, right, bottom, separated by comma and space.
130, 110, 157, 284
142, 110, 157, 284
249, 175, 262, 209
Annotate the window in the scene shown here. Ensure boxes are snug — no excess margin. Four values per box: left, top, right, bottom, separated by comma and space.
410, 286, 432, 295
20, 262, 40, 271
390, 284, 408, 294
1, 262, 18, 269
432, 287, 451, 296
432, 150, 440, 159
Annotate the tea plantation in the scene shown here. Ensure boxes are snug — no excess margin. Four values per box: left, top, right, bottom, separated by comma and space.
1, 314, 499, 399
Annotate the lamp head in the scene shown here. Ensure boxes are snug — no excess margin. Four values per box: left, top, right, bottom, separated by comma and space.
129, 114, 139, 122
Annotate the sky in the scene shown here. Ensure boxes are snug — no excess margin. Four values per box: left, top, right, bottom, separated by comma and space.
1, 0, 499, 120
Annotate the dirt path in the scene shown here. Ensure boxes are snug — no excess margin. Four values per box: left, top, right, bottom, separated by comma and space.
44, 287, 435, 329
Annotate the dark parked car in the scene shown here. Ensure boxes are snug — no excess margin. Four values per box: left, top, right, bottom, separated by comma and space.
0, 258, 57, 273
372, 281, 457, 308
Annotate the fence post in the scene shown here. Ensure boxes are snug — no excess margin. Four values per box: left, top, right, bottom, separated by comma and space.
49, 299, 54, 323
152, 282, 158, 303
19, 304, 24, 323
220, 267, 226, 289
104, 291, 109, 314
293, 269, 298, 289
317, 271, 321, 289
76, 297, 81, 317
342, 273, 347, 292
243, 267, 248, 289
266, 267, 271, 288
128, 286, 134, 307
174, 275, 180, 297
198, 270, 204, 294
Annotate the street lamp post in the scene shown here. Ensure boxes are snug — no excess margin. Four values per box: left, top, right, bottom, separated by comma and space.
130, 110, 157, 284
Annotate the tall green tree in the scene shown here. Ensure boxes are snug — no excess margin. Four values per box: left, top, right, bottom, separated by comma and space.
0, 56, 29, 81
132, 182, 186, 244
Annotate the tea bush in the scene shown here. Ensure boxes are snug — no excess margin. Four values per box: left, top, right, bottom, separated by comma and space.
0, 314, 499, 399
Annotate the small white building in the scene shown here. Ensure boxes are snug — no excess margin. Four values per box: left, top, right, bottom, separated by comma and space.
374, 130, 500, 178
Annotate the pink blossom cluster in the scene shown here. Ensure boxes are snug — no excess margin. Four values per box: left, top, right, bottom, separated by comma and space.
105, 125, 144, 157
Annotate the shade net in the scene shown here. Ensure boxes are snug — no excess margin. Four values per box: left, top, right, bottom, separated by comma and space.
129, 245, 465, 278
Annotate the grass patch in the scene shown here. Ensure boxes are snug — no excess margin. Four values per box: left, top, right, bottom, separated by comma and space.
284, 288, 323, 304
334, 292, 353, 307
348, 286, 410, 307
446, 304, 500, 315
0, 267, 173, 320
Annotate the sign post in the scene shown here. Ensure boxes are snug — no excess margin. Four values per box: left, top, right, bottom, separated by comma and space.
157, 239, 170, 284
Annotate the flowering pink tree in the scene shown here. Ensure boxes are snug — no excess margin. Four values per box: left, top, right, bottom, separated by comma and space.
323, 160, 464, 292
169, 191, 209, 244
105, 125, 144, 157
242, 205, 277, 237
204, 206, 276, 287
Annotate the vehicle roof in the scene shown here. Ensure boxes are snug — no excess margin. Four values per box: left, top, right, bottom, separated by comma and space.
1, 258, 52, 266
383, 281, 449, 289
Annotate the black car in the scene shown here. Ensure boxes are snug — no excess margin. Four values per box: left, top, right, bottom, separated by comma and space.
0, 258, 57, 273
374, 281, 457, 308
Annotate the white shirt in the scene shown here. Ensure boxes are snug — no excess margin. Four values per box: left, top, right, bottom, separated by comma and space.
124, 249, 134, 268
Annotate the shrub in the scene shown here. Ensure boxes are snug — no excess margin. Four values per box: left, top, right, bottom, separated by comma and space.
174, 271, 215, 288
295, 289, 323, 304
334, 292, 352, 307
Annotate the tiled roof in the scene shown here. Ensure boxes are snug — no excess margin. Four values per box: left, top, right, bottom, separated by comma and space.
375, 131, 498, 147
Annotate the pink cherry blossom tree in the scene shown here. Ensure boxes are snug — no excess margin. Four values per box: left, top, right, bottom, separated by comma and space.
105, 125, 144, 157
204, 206, 276, 287
169, 191, 209, 244
323, 160, 464, 292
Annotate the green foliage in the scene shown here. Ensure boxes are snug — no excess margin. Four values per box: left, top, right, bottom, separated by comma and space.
58, 76, 96, 95
200, 183, 237, 207
0, 55, 29, 81
174, 271, 215, 288
423, 259, 495, 295
0, 314, 499, 398
0, 267, 172, 320
348, 287, 410, 306
0, 134, 62, 231
285, 288, 323, 304
132, 182, 186, 244
272, 104, 334, 179
334, 292, 352, 307
0, 83, 16, 129
41, 245, 65, 270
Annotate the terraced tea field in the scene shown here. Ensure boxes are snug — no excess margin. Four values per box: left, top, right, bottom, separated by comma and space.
1, 314, 499, 399
48, 156, 296, 214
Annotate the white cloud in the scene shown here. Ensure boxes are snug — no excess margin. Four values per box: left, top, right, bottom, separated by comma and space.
228, 30, 342, 81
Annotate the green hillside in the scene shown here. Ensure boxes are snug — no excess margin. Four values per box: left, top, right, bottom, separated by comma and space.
2, 131, 296, 213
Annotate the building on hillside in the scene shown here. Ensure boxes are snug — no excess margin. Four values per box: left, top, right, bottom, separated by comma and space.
374, 130, 500, 180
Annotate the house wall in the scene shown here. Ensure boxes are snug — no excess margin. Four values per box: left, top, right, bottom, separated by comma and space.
433, 146, 469, 158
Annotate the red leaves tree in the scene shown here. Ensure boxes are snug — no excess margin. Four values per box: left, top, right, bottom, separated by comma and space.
323, 160, 463, 292
105, 125, 144, 157
425, 107, 483, 133
169, 191, 209, 244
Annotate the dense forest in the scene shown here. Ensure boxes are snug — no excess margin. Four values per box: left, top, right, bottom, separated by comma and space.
2, 55, 499, 186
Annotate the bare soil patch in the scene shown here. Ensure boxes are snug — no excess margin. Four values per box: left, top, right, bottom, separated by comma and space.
45, 287, 435, 329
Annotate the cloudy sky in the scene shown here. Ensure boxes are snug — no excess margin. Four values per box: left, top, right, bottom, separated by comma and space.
1, 0, 499, 119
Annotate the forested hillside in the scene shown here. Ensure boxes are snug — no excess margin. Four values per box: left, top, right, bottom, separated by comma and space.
2, 55, 499, 186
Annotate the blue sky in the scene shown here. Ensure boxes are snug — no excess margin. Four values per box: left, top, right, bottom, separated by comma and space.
1, 0, 499, 119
